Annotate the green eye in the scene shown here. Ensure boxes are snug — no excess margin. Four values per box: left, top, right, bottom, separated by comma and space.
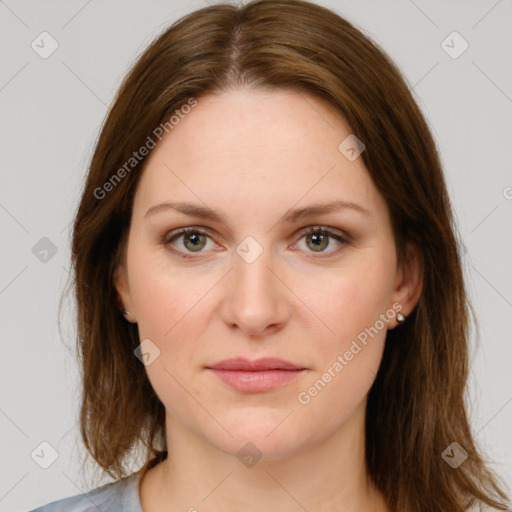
163, 228, 212, 256
296, 226, 349, 256
163, 225, 349, 259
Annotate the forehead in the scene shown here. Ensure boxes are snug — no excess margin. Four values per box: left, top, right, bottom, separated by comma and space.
133, 88, 385, 222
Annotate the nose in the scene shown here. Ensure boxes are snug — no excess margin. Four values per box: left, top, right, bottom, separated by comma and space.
220, 246, 290, 337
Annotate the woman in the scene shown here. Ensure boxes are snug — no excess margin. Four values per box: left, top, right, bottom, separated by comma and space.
30, 0, 510, 511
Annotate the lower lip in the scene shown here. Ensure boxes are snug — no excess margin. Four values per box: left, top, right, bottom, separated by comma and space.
207, 369, 306, 393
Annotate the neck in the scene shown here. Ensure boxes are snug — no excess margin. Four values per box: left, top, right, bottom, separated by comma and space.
139, 399, 388, 512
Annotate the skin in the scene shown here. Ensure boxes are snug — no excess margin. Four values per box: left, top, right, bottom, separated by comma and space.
114, 88, 423, 512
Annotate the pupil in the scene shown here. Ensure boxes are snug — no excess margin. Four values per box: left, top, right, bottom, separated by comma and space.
310, 233, 327, 251
186, 233, 204, 251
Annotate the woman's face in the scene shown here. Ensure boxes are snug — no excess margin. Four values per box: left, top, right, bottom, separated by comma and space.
115, 88, 420, 461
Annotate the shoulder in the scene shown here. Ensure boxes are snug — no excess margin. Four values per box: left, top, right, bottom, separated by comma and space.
28, 472, 142, 512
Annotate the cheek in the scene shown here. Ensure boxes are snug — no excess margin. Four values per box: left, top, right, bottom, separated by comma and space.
127, 247, 217, 379
128, 262, 208, 422
132, 279, 178, 341
302, 259, 395, 347
296, 342, 384, 442
295, 272, 391, 428
127, 242, 197, 337
294, 255, 394, 409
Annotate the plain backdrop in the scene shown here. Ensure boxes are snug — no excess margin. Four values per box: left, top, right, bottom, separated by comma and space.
1, 0, 511, 510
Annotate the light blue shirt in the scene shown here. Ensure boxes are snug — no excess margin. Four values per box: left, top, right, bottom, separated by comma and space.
28, 472, 143, 512
26, 471, 504, 511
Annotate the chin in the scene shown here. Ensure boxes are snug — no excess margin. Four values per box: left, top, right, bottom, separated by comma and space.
203, 408, 310, 462
215, 433, 304, 464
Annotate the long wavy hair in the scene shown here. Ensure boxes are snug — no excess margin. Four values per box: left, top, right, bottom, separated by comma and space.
65, 1, 510, 510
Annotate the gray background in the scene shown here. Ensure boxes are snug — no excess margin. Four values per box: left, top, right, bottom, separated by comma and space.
1, 0, 511, 510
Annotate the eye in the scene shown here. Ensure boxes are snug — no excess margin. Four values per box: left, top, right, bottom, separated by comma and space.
162, 227, 217, 258
162, 225, 350, 259
292, 226, 349, 257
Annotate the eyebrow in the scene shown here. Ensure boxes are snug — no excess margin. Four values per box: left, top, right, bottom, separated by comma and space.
144, 199, 371, 224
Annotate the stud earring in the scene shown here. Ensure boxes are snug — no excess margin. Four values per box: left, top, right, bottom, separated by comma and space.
122, 308, 130, 316
396, 312, 407, 324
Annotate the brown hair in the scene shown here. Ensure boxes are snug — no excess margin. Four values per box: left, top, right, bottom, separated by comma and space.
66, 1, 510, 510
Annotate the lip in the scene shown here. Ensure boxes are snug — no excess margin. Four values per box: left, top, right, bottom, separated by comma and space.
206, 357, 304, 371
205, 357, 307, 393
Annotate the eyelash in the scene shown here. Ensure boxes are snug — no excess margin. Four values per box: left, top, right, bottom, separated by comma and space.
161, 226, 350, 260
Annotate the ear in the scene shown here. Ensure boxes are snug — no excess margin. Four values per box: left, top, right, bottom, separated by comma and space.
389, 241, 423, 329
113, 262, 136, 323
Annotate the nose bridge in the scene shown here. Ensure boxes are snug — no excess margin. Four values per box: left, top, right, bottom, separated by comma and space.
221, 240, 288, 334
235, 245, 274, 294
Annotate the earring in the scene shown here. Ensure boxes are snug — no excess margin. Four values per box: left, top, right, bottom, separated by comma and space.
122, 308, 130, 316
396, 312, 407, 324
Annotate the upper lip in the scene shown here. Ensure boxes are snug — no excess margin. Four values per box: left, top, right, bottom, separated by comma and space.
206, 357, 305, 371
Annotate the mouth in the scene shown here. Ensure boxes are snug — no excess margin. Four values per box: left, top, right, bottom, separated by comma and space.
205, 357, 307, 393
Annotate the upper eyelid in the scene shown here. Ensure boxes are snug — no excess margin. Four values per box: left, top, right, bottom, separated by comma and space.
165, 225, 347, 239
165, 225, 349, 249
